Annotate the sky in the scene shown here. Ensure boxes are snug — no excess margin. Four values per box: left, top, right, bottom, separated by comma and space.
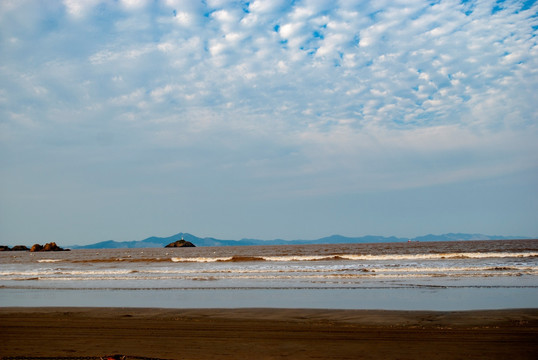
1, 0, 537, 246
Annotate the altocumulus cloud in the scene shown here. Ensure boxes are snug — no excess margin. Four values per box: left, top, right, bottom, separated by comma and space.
0, 0, 537, 242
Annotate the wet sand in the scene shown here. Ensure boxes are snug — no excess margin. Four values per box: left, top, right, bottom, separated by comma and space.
1, 307, 537, 359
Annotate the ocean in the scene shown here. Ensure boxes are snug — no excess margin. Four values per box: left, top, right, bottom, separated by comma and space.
1, 239, 537, 310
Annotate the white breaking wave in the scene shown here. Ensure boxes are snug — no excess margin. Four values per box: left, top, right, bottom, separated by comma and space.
171, 257, 233, 262
1, 264, 536, 282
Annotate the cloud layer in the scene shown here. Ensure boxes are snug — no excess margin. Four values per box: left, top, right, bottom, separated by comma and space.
1, 0, 537, 243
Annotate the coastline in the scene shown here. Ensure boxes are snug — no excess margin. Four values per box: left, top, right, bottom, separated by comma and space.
1, 307, 537, 359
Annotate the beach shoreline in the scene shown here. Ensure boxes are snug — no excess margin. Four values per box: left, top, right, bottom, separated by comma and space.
1, 307, 537, 359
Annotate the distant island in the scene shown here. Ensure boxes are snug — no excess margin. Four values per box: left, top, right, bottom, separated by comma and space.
69, 232, 532, 249
165, 239, 196, 248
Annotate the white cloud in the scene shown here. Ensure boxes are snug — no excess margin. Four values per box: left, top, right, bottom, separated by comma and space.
63, 0, 103, 18
120, 0, 149, 10
249, 0, 287, 14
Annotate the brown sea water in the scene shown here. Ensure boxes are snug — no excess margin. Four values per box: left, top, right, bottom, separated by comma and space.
1, 240, 537, 310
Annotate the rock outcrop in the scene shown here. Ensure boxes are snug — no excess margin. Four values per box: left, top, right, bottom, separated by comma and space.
30, 242, 69, 252
30, 244, 43, 252
0, 245, 31, 251
165, 239, 196, 248
43, 242, 64, 251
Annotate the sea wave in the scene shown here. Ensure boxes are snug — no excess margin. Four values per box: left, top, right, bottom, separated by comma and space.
1, 264, 536, 282
25, 251, 536, 264
1, 270, 537, 284
170, 252, 538, 263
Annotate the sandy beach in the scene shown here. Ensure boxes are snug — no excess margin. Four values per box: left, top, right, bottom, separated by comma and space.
1, 307, 537, 360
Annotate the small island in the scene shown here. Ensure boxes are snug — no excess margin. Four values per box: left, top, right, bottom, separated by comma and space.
165, 239, 196, 248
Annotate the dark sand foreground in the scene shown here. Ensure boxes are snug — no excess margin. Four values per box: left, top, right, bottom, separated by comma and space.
1, 307, 537, 360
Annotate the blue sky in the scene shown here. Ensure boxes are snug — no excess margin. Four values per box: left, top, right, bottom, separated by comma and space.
1, 0, 537, 246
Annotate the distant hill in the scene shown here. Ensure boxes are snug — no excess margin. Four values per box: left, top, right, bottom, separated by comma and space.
70, 232, 529, 249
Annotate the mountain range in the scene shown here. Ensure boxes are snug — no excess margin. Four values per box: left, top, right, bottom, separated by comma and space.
70, 232, 529, 249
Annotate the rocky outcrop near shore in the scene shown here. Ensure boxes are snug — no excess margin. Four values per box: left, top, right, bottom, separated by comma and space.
30, 242, 69, 252
165, 239, 196, 248
0, 245, 30, 251
0, 243, 69, 251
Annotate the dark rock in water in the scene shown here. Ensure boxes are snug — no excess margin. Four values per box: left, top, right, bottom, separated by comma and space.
165, 239, 196, 248
43, 242, 61, 251
30, 242, 69, 252
30, 244, 43, 252
0, 245, 11, 251
101, 355, 126, 360
11, 245, 30, 251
